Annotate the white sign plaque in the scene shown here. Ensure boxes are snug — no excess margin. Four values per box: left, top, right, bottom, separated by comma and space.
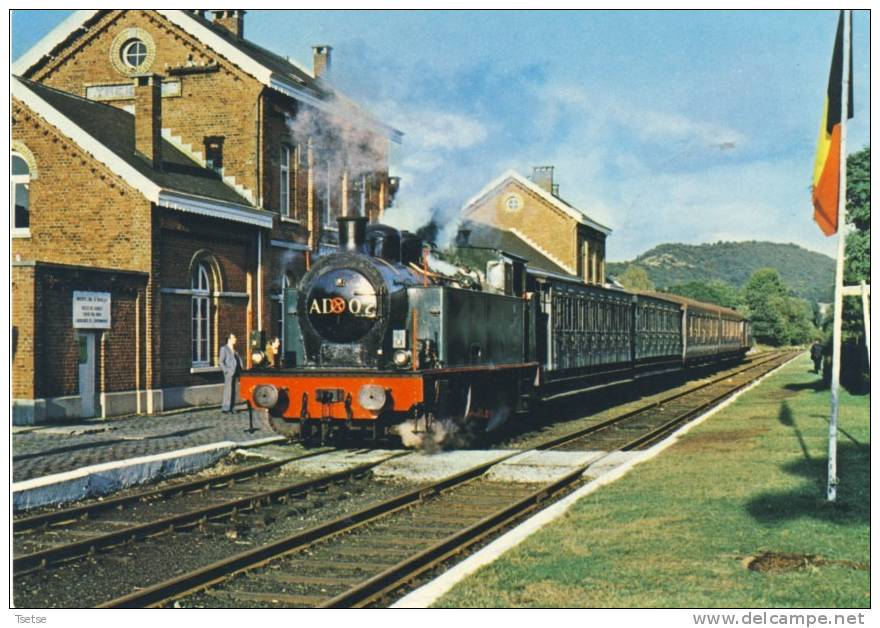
73, 291, 111, 329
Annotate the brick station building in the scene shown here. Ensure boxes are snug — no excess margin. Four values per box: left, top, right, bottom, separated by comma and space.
460, 167, 610, 284
11, 9, 401, 424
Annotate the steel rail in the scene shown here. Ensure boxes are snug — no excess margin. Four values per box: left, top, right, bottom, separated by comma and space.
535, 350, 792, 452
97, 351, 797, 609
98, 449, 523, 608
14, 447, 334, 532
320, 351, 800, 608
620, 351, 799, 451
14, 453, 403, 575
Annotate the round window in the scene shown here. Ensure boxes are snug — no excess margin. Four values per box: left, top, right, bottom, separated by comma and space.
503, 193, 523, 213
122, 39, 148, 68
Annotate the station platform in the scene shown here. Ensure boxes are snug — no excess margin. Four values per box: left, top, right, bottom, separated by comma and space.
12, 405, 281, 510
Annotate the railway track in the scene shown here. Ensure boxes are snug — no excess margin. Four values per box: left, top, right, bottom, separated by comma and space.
94, 349, 796, 609
12, 447, 400, 575
536, 349, 797, 452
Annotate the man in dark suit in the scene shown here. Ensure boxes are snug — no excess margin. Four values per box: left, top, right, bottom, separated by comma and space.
219, 333, 244, 413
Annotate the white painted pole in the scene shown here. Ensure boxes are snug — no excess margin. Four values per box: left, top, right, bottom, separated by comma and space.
827, 10, 851, 503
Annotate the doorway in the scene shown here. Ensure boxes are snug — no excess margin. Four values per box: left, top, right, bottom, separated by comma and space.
78, 332, 96, 418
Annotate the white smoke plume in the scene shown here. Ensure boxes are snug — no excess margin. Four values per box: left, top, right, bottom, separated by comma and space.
391, 418, 470, 452
284, 96, 390, 185
375, 100, 488, 246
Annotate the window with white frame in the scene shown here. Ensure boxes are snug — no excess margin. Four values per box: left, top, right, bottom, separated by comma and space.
280, 145, 290, 216
11, 153, 30, 231
191, 263, 212, 366
122, 39, 148, 69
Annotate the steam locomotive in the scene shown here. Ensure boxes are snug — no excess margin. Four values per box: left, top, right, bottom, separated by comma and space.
241, 216, 751, 444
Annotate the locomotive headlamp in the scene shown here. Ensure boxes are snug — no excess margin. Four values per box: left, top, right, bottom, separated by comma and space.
358, 384, 387, 411
252, 384, 279, 409
392, 349, 410, 367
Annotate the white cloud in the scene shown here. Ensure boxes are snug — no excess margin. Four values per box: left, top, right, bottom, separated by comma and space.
376, 101, 488, 150
604, 157, 837, 260
615, 107, 746, 148
533, 80, 746, 150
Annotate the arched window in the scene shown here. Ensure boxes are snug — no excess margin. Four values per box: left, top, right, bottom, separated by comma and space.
11, 153, 30, 231
191, 263, 212, 366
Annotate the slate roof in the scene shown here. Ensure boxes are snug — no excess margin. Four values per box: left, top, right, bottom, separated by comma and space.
460, 221, 574, 277
13, 10, 401, 143
184, 10, 323, 95
18, 78, 253, 207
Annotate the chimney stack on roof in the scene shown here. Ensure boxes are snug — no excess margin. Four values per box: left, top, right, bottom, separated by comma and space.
312, 45, 332, 78
134, 74, 162, 170
530, 166, 556, 196
211, 10, 245, 38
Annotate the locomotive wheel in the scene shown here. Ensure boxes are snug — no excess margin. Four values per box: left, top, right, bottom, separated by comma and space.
268, 414, 302, 440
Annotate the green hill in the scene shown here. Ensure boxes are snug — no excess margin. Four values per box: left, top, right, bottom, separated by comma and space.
608, 241, 835, 303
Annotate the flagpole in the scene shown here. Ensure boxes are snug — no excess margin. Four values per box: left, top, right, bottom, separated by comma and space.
827, 9, 851, 503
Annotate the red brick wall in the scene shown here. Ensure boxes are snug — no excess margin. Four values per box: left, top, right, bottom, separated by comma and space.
33, 266, 146, 398
11, 266, 36, 398
157, 211, 254, 387
25, 9, 393, 233
29, 10, 263, 200
11, 100, 151, 272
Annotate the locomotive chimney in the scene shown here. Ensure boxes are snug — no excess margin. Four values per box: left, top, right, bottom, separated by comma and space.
337, 216, 368, 253
455, 228, 471, 247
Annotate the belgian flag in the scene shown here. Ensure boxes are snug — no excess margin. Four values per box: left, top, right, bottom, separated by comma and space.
812, 11, 853, 236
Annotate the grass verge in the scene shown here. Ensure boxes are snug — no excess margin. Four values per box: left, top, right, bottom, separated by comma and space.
436, 354, 869, 608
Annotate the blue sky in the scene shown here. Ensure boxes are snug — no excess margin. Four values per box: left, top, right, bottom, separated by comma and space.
12, 9, 870, 261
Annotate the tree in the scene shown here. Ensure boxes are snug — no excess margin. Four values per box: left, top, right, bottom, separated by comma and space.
842, 147, 870, 339
617, 265, 654, 291
744, 268, 792, 345
777, 296, 818, 345
662, 280, 742, 309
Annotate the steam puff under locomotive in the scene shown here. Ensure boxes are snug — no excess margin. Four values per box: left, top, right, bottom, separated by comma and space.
241, 216, 751, 442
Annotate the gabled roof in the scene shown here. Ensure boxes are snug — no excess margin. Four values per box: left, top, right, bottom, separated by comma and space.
13, 76, 273, 228
461, 169, 612, 235
13, 9, 402, 143
461, 220, 576, 277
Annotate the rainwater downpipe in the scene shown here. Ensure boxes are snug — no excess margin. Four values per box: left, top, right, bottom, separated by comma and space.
257, 231, 263, 331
